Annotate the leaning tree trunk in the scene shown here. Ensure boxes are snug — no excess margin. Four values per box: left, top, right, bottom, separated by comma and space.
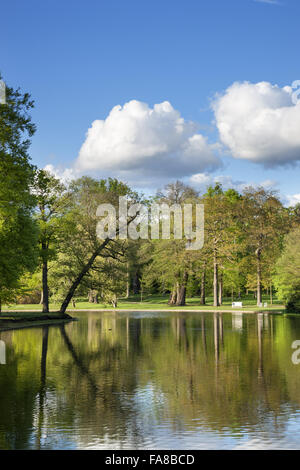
213, 248, 219, 307
256, 246, 262, 307
59, 239, 110, 314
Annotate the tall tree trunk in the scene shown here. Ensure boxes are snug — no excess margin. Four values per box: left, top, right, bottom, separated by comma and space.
42, 243, 49, 313
256, 247, 262, 306
140, 284, 143, 302
59, 239, 110, 314
88, 289, 94, 303
200, 265, 206, 305
169, 285, 177, 305
270, 281, 273, 305
133, 271, 140, 295
218, 272, 223, 306
112, 294, 117, 308
213, 248, 219, 307
176, 285, 186, 306
126, 263, 130, 298
93, 293, 99, 304
176, 271, 188, 306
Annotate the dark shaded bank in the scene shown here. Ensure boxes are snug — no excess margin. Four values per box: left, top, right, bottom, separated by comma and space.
0, 312, 74, 331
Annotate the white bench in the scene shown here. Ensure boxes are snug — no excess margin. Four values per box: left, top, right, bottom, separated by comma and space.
232, 302, 243, 307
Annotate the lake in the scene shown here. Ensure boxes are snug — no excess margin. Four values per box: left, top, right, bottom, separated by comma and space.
0, 310, 300, 449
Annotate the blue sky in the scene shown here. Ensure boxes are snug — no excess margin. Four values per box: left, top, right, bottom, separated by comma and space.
1, 0, 300, 203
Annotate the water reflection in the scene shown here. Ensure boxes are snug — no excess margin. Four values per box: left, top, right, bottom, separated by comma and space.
1, 311, 300, 449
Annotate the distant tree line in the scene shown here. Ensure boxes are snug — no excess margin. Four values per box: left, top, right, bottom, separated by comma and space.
1, 77, 300, 312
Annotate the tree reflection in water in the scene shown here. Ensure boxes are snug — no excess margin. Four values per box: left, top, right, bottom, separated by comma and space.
1, 311, 300, 449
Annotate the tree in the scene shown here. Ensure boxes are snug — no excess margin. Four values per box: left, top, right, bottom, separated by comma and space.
16, 271, 42, 304
52, 177, 141, 314
201, 184, 241, 306
241, 187, 288, 306
0, 76, 38, 309
90, 257, 127, 308
146, 180, 200, 307
33, 169, 67, 313
156, 180, 199, 204
144, 238, 193, 306
273, 227, 300, 312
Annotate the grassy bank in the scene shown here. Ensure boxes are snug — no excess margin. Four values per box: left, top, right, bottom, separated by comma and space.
0, 311, 74, 331
2, 294, 285, 314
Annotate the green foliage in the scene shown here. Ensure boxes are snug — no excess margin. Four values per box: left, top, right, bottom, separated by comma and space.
274, 227, 300, 311
48, 177, 141, 307
0, 76, 38, 306
33, 168, 68, 264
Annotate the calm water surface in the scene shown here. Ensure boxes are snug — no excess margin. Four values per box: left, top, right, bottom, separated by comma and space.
1, 311, 300, 449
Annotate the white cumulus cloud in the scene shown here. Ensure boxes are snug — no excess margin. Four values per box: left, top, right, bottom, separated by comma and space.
190, 172, 278, 193
212, 81, 300, 167
76, 100, 221, 184
286, 193, 300, 207
44, 164, 78, 184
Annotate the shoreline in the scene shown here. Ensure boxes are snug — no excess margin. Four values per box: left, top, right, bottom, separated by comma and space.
67, 308, 277, 313
0, 308, 288, 331
2, 307, 284, 314
0, 313, 74, 332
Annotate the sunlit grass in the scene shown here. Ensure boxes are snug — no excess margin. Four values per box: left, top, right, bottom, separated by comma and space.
2, 293, 285, 313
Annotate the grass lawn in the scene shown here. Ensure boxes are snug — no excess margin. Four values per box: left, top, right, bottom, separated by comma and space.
0, 311, 73, 331
2, 293, 286, 314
